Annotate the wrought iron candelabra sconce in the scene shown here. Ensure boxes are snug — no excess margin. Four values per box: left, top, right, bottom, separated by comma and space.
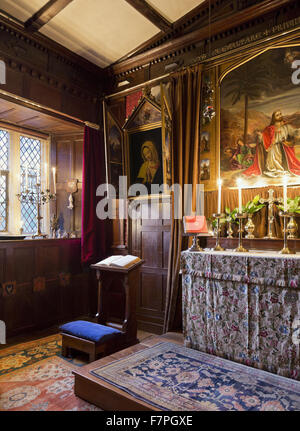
213, 213, 225, 251
234, 213, 249, 253
17, 183, 56, 238
279, 212, 296, 255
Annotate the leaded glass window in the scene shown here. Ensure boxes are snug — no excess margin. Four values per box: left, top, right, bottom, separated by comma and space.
0, 130, 9, 232
20, 136, 41, 234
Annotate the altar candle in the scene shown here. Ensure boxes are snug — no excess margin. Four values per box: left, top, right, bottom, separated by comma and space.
217, 179, 222, 214
283, 176, 288, 212
52, 167, 56, 194
237, 178, 243, 213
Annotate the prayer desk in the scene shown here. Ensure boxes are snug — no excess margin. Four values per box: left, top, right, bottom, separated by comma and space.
181, 249, 300, 380
90, 260, 144, 350
61, 261, 143, 362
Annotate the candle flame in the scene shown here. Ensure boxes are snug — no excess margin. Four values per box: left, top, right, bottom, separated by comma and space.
236, 177, 243, 188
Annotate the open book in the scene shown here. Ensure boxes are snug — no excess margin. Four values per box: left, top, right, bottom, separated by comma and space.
95, 255, 141, 269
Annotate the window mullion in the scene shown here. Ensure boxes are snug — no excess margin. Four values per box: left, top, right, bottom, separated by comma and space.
8, 131, 21, 234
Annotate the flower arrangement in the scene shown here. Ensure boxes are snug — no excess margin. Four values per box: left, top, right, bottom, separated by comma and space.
242, 195, 265, 215
277, 196, 300, 214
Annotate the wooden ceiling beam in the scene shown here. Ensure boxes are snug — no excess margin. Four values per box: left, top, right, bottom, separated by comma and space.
124, 0, 172, 32
111, 0, 295, 75
24, 0, 74, 32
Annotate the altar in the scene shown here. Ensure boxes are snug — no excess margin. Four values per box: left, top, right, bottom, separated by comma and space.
181, 249, 300, 380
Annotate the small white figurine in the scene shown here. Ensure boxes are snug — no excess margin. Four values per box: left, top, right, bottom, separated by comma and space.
67, 193, 74, 210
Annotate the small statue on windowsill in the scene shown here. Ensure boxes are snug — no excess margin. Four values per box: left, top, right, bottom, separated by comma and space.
50, 214, 59, 238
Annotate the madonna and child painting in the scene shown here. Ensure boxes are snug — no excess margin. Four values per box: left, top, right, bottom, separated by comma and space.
128, 127, 163, 195
220, 47, 300, 187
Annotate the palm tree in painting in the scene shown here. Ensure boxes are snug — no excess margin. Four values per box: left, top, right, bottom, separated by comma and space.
224, 61, 270, 145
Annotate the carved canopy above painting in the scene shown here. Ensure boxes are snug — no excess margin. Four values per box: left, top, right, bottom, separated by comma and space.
123, 91, 172, 195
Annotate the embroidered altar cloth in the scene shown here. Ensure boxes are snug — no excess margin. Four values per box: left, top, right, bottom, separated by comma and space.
181, 250, 300, 380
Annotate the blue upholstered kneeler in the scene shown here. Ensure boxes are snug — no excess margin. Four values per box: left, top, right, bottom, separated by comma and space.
60, 320, 122, 362
60, 320, 121, 343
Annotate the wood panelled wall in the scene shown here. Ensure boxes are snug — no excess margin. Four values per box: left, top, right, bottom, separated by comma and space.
52, 132, 84, 236
0, 239, 92, 337
0, 15, 103, 123
129, 198, 171, 334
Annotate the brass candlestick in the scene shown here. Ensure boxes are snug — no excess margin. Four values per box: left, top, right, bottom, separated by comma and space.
279, 212, 296, 254
17, 183, 56, 239
287, 215, 298, 239
187, 233, 204, 252
234, 213, 248, 252
213, 213, 225, 251
227, 221, 234, 239
245, 214, 255, 239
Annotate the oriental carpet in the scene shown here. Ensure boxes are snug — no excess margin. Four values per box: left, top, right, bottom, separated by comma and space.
0, 330, 153, 411
91, 342, 300, 411
0, 334, 97, 411
0, 356, 100, 411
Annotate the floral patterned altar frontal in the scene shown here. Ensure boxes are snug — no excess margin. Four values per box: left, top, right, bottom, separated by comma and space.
181, 250, 300, 380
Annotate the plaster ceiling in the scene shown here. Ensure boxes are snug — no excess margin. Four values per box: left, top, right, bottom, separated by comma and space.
0, 0, 205, 68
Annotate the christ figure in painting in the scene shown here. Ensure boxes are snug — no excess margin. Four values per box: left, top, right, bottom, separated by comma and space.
243, 110, 300, 178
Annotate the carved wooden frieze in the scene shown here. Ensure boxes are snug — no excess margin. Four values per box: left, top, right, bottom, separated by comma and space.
110, 0, 299, 84
0, 18, 102, 104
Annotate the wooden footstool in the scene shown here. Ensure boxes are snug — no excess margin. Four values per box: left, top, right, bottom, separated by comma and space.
60, 320, 122, 363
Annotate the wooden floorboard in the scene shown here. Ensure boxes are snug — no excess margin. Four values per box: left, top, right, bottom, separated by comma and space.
73, 332, 183, 411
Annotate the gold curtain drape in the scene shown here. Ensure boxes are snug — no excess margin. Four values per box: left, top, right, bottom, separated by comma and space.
163, 64, 203, 333
205, 185, 300, 238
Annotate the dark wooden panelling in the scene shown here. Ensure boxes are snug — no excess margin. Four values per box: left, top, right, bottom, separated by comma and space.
0, 238, 91, 338
0, 14, 102, 123
0, 249, 5, 282
141, 231, 161, 268
54, 133, 84, 236
139, 272, 163, 311
13, 247, 34, 283
163, 231, 170, 269
129, 198, 170, 334
40, 245, 60, 277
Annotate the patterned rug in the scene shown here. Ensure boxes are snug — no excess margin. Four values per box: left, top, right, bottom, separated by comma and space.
0, 334, 87, 376
0, 356, 100, 411
0, 335, 98, 411
91, 342, 300, 411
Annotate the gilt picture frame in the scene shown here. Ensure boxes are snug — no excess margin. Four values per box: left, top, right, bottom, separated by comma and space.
104, 106, 124, 197
123, 94, 169, 196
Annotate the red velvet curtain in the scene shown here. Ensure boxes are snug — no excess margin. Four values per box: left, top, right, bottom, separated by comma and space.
81, 126, 107, 265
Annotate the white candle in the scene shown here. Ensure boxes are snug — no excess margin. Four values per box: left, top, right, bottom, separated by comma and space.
217, 179, 222, 214
52, 167, 56, 194
283, 176, 288, 212
237, 178, 243, 213
37, 169, 40, 185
